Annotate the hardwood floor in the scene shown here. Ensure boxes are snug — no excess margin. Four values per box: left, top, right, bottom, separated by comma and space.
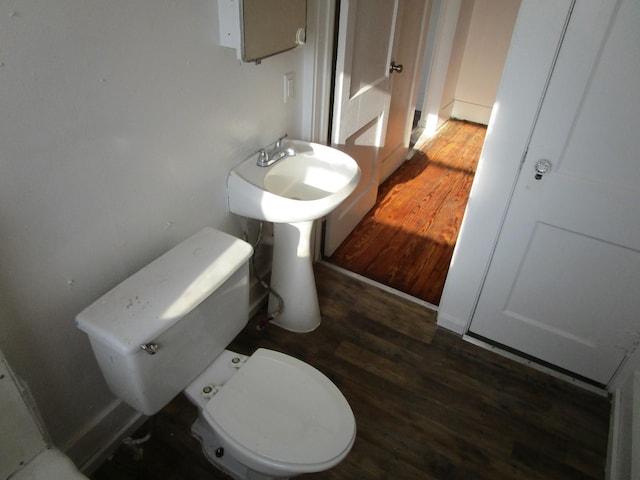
92, 263, 610, 480
328, 119, 486, 305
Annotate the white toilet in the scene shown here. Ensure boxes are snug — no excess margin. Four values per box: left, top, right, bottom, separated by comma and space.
75, 227, 356, 479
0, 350, 87, 480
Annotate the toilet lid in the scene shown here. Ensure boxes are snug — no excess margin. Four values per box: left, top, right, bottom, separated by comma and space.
203, 349, 356, 469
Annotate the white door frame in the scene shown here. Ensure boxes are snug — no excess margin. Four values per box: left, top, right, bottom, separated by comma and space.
304, 0, 556, 323
302, 0, 640, 392
301, 0, 336, 260
418, 0, 462, 137
301, 0, 337, 145
437, 0, 575, 334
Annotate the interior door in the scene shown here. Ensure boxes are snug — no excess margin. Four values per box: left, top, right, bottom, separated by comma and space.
323, 0, 399, 256
469, 0, 640, 386
378, 0, 429, 183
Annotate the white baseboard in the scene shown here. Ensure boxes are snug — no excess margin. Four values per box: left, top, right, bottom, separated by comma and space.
463, 334, 607, 396
634, 372, 640, 479
608, 371, 640, 480
435, 311, 466, 334
318, 262, 439, 312
451, 100, 492, 125
607, 387, 623, 480
606, 370, 640, 480
63, 399, 145, 475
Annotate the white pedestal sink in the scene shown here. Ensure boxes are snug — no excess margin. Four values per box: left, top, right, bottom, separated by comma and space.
227, 140, 360, 332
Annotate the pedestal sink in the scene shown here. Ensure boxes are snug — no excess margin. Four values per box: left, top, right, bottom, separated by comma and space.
227, 140, 360, 332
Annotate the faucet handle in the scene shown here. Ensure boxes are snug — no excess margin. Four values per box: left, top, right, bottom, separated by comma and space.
257, 149, 269, 166
275, 133, 288, 150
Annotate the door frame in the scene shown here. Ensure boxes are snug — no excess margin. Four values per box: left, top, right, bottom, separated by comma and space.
304, 0, 536, 319
302, 0, 640, 391
435, 0, 575, 333
301, 0, 336, 260
301, 0, 337, 145
303, 1, 573, 331
418, 0, 463, 137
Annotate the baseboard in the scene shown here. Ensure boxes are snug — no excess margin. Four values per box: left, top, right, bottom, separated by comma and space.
439, 100, 454, 121
464, 334, 607, 397
607, 387, 623, 480
62, 399, 145, 475
318, 262, 439, 312
634, 372, 640, 478
435, 311, 466, 335
451, 100, 492, 125
607, 371, 640, 480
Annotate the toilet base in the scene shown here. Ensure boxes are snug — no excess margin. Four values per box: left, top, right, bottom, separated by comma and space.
191, 416, 290, 480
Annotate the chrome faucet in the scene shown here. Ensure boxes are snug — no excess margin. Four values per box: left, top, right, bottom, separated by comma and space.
256, 134, 294, 167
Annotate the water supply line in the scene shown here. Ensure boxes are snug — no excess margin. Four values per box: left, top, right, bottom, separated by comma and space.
245, 221, 283, 330
121, 417, 155, 460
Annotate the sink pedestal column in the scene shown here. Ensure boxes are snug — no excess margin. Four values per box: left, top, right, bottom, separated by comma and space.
268, 221, 321, 332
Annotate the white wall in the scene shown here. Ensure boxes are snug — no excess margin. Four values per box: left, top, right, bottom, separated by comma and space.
0, 0, 305, 468
419, 0, 462, 136
439, 0, 474, 120
436, 0, 519, 125
451, 0, 520, 123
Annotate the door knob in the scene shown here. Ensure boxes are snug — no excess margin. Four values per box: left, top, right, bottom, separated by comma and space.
534, 159, 552, 180
389, 61, 403, 74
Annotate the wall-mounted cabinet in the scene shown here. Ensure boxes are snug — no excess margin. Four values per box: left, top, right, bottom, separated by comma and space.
218, 0, 306, 63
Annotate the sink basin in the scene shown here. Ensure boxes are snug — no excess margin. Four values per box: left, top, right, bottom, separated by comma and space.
227, 140, 360, 223
226, 139, 360, 333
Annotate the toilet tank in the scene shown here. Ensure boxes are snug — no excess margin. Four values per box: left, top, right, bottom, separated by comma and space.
75, 228, 253, 415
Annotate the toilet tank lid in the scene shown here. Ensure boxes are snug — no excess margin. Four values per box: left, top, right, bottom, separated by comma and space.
75, 228, 253, 355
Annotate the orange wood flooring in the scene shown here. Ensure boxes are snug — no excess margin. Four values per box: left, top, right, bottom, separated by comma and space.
327, 119, 487, 305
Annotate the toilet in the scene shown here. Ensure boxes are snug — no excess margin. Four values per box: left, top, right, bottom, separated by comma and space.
75, 227, 356, 479
0, 350, 88, 480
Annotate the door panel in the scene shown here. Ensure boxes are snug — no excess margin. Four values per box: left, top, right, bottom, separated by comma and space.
331, 0, 397, 144
469, 0, 640, 385
324, 119, 382, 256
379, 0, 429, 183
324, 0, 398, 256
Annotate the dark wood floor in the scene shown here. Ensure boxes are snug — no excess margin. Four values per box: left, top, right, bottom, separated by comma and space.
92, 263, 610, 480
328, 120, 486, 305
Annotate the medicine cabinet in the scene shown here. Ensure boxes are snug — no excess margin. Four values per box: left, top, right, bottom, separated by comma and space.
218, 0, 307, 63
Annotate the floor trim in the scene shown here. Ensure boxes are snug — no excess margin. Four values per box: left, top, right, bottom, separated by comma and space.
318, 261, 439, 312
463, 334, 608, 397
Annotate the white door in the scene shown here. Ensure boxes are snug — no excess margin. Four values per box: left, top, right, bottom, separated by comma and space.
469, 0, 640, 385
378, 0, 429, 184
323, 0, 399, 256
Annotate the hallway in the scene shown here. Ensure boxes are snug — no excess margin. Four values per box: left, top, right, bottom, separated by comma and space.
328, 120, 486, 305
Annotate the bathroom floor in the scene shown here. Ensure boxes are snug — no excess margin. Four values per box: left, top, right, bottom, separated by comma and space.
91, 263, 610, 480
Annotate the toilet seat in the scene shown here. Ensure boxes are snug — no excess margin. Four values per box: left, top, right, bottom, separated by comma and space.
202, 348, 356, 475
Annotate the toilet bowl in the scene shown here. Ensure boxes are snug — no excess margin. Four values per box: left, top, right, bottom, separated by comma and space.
186, 349, 355, 479
0, 350, 88, 480
76, 227, 356, 479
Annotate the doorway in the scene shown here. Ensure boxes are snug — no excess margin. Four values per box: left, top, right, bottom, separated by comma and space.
327, 119, 485, 306
323, 0, 520, 306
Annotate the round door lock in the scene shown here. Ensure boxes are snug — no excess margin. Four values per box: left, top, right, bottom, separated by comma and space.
534, 159, 552, 180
